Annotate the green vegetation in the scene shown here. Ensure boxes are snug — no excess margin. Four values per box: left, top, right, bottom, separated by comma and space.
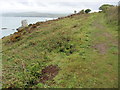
74, 10, 77, 14
78, 9, 85, 14
2, 5, 118, 88
85, 9, 91, 13
99, 4, 114, 12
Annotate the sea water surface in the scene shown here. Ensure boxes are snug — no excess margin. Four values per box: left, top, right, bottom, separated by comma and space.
0, 16, 56, 38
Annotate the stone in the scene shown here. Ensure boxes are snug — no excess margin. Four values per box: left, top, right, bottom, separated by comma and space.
21, 20, 28, 27
1, 28, 7, 30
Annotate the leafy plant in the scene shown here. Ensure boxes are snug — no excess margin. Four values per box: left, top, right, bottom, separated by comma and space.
85, 9, 91, 13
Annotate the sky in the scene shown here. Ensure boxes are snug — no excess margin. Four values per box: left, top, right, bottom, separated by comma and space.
0, 0, 119, 14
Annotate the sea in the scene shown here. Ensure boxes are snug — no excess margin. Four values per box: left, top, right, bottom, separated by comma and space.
0, 16, 56, 38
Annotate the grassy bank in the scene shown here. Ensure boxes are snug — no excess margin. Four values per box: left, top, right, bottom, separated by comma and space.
2, 6, 118, 88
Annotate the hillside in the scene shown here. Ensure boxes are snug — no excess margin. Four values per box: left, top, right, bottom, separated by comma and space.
2, 6, 118, 88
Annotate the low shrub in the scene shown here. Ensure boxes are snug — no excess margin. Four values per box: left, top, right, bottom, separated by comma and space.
35, 22, 41, 26
31, 24, 37, 28
99, 4, 114, 12
28, 24, 32, 27
85, 9, 91, 13
78, 9, 85, 14
10, 34, 21, 42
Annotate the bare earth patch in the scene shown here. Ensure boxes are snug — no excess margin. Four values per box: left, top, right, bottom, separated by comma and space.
40, 65, 60, 83
93, 43, 108, 54
102, 32, 112, 38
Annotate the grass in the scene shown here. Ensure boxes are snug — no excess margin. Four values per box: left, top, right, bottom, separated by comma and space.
2, 6, 118, 88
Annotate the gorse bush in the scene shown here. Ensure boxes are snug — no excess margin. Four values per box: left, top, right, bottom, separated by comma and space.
10, 34, 21, 42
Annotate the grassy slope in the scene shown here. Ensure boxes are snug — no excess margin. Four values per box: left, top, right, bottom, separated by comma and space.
2, 9, 118, 88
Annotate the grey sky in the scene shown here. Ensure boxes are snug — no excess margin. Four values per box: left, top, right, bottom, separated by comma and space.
0, 0, 119, 13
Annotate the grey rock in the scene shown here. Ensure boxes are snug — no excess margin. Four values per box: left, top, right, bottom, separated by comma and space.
1, 28, 7, 30
16, 20, 28, 31
21, 20, 28, 27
